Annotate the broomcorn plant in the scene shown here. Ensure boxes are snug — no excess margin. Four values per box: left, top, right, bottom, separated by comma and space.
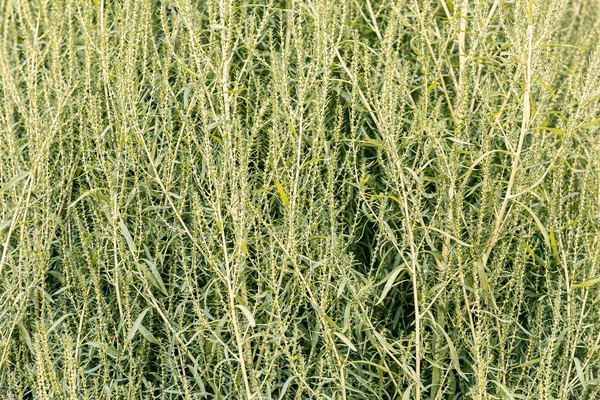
1, 0, 599, 399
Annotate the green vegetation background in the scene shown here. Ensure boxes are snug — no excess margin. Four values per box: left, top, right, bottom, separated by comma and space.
1, 0, 599, 398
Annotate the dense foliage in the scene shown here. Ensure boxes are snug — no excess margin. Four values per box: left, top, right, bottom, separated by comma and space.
1, 0, 599, 398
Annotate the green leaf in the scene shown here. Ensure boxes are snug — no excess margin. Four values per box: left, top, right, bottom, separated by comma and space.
236, 304, 256, 328
300, 158, 324, 170
333, 331, 357, 352
138, 324, 159, 345
536, 126, 564, 135
428, 226, 472, 247
574, 357, 586, 389
278, 376, 297, 400
0, 171, 30, 194
572, 277, 600, 289
492, 380, 527, 399
513, 200, 550, 248
549, 228, 559, 260
139, 258, 167, 296
104, 344, 121, 358
476, 260, 497, 309
376, 265, 407, 305
275, 180, 289, 207
0, 220, 10, 232
118, 220, 137, 255
47, 314, 72, 334
510, 357, 542, 370
373, 331, 395, 353
17, 323, 33, 354
577, 117, 600, 129
127, 307, 150, 342
68, 188, 104, 208
87, 341, 121, 358
402, 384, 413, 400
431, 318, 466, 380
